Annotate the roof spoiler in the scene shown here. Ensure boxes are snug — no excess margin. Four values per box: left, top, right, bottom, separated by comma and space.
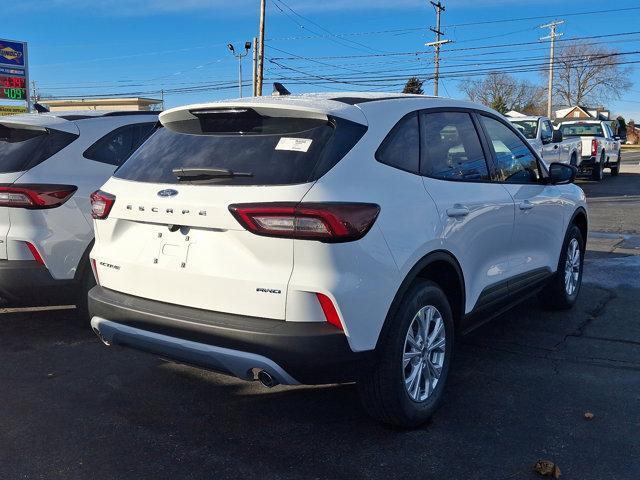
272, 82, 291, 96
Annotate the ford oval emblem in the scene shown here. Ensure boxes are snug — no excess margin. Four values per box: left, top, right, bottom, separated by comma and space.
157, 189, 178, 198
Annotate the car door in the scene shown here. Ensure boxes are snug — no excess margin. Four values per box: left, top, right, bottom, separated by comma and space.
477, 114, 565, 286
540, 119, 559, 164
419, 110, 515, 317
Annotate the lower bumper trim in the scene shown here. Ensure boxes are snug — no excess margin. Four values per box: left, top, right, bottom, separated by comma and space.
91, 316, 300, 385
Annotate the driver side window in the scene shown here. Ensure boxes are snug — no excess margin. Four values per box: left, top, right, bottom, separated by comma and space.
541, 121, 553, 143
480, 115, 541, 184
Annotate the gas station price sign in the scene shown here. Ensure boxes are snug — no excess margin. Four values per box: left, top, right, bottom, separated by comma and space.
0, 75, 26, 100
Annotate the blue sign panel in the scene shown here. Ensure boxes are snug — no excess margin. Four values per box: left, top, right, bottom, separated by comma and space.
0, 39, 26, 68
0, 66, 25, 76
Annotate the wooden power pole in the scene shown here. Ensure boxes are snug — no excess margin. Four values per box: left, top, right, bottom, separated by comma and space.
426, 1, 451, 97
540, 20, 564, 118
256, 0, 266, 96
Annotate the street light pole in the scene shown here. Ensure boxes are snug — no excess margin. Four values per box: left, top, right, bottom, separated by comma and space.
227, 42, 252, 98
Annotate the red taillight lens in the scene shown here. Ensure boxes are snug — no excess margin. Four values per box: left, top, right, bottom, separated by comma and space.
316, 293, 343, 330
229, 202, 380, 242
90, 258, 100, 285
591, 138, 598, 157
0, 184, 77, 209
90, 190, 115, 219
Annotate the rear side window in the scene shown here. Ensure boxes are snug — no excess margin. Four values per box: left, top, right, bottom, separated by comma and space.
84, 122, 156, 166
0, 125, 77, 174
115, 112, 366, 186
420, 111, 489, 181
480, 115, 541, 184
375, 113, 420, 173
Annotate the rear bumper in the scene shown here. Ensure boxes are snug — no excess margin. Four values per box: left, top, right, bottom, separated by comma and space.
88, 286, 371, 385
0, 260, 77, 305
579, 156, 596, 167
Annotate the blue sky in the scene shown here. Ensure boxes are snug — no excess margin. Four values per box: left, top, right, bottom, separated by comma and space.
2, 0, 640, 120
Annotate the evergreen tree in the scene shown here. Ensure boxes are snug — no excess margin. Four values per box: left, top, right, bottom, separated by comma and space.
403, 77, 424, 95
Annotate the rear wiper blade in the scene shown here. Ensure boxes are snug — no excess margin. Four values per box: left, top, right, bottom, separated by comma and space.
172, 167, 253, 181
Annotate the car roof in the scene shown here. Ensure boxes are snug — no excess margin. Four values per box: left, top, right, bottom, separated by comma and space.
508, 116, 540, 122
559, 120, 604, 124
160, 92, 497, 127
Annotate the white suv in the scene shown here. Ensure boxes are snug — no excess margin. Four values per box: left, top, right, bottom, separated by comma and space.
88, 93, 587, 427
0, 110, 157, 311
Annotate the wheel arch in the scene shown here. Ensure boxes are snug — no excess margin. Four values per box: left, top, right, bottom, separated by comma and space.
376, 250, 466, 350
570, 207, 588, 246
73, 238, 95, 283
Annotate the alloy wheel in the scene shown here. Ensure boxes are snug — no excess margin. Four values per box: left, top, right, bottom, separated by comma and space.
564, 238, 581, 295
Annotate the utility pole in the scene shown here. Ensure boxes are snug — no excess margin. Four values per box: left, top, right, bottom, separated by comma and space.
426, 1, 451, 97
31, 79, 39, 104
256, 0, 266, 96
252, 36, 258, 96
540, 20, 564, 118
227, 42, 252, 98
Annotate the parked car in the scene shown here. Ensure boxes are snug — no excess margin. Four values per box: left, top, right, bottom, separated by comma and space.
558, 120, 621, 180
0, 110, 157, 311
508, 115, 582, 166
88, 93, 587, 428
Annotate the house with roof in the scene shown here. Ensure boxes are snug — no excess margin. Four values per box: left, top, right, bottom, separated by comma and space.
555, 105, 610, 121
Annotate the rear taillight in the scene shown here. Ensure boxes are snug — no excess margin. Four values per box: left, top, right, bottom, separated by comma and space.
591, 138, 598, 157
90, 190, 115, 219
229, 202, 380, 242
90, 258, 100, 285
0, 184, 77, 209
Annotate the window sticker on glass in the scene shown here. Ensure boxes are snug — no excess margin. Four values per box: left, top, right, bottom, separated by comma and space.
275, 137, 313, 152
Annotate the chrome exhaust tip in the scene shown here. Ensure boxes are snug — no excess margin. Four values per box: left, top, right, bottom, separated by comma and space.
257, 369, 278, 388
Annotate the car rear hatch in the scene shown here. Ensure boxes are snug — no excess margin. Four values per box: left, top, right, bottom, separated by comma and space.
0, 118, 79, 259
92, 102, 367, 320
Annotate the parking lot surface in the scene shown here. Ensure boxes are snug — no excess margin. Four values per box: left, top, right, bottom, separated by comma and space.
2, 152, 639, 480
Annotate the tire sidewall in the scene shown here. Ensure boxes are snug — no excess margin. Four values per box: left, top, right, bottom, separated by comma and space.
558, 225, 584, 306
389, 282, 454, 424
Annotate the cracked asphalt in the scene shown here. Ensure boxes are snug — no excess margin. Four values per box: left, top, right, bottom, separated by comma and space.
1, 153, 640, 480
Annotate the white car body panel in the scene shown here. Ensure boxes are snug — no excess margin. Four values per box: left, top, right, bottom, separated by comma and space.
90, 93, 587, 355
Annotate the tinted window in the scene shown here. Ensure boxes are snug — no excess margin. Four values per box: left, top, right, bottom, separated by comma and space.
511, 120, 537, 140
541, 121, 553, 142
559, 123, 604, 137
480, 115, 541, 184
0, 125, 77, 174
115, 116, 367, 186
375, 113, 419, 173
84, 122, 156, 166
420, 111, 489, 181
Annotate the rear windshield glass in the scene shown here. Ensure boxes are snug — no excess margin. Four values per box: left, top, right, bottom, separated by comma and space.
0, 125, 78, 174
560, 123, 604, 137
510, 120, 538, 140
115, 111, 367, 186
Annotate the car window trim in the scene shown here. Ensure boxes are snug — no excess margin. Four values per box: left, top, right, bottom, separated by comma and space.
417, 107, 494, 184
474, 111, 549, 185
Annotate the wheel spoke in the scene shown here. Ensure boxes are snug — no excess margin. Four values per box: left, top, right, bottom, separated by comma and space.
428, 316, 443, 346
406, 330, 420, 350
409, 361, 423, 399
403, 351, 421, 368
428, 360, 442, 379
429, 337, 445, 352
423, 361, 432, 397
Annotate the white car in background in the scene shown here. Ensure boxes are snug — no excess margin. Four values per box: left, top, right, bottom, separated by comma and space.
0, 110, 157, 312
88, 93, 587, 427
558, 120, 621, 180
508, 116, 582, 166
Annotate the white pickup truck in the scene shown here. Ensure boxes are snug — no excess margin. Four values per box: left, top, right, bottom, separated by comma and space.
558, 120, 621, 181
508, 116, 582, 167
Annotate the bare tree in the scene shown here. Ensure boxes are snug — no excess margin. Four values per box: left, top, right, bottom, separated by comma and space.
552, 41, 633, 106
459, 72, 545, 115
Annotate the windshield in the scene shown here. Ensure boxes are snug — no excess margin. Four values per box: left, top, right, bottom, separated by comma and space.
0, 125, 77, 174
115, 113, 367, 186
560, 123, 604, 137
511, 120, 538, 140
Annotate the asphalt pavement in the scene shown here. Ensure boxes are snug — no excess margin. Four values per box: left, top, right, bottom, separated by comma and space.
1, 151, 639, 480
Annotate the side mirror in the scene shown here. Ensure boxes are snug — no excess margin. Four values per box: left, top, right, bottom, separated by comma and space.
548, 162, 577, 185
552, 129, 563, 143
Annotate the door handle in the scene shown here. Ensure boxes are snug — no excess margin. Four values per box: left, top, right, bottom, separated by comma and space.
553, 144, 559, 149
519, 200, 534, 211
446, 204, 470, 218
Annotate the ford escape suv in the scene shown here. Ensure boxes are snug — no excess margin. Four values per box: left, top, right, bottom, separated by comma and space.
88, 93, 587, 427
0, 110, 156, 310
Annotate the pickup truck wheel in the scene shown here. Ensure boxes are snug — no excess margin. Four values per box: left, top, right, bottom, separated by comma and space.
610, 152, 621, 176
591, 153, 604, 181
539, 224, 584, 310
357, 280, 454, 428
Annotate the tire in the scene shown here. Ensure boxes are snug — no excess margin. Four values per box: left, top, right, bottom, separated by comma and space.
539, 224, 584, 310
591, 153, 604, 181
610, 152, 621, 176
75, 260, 96, 323
357, 280, 454, 428
570, 153, 577, 167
